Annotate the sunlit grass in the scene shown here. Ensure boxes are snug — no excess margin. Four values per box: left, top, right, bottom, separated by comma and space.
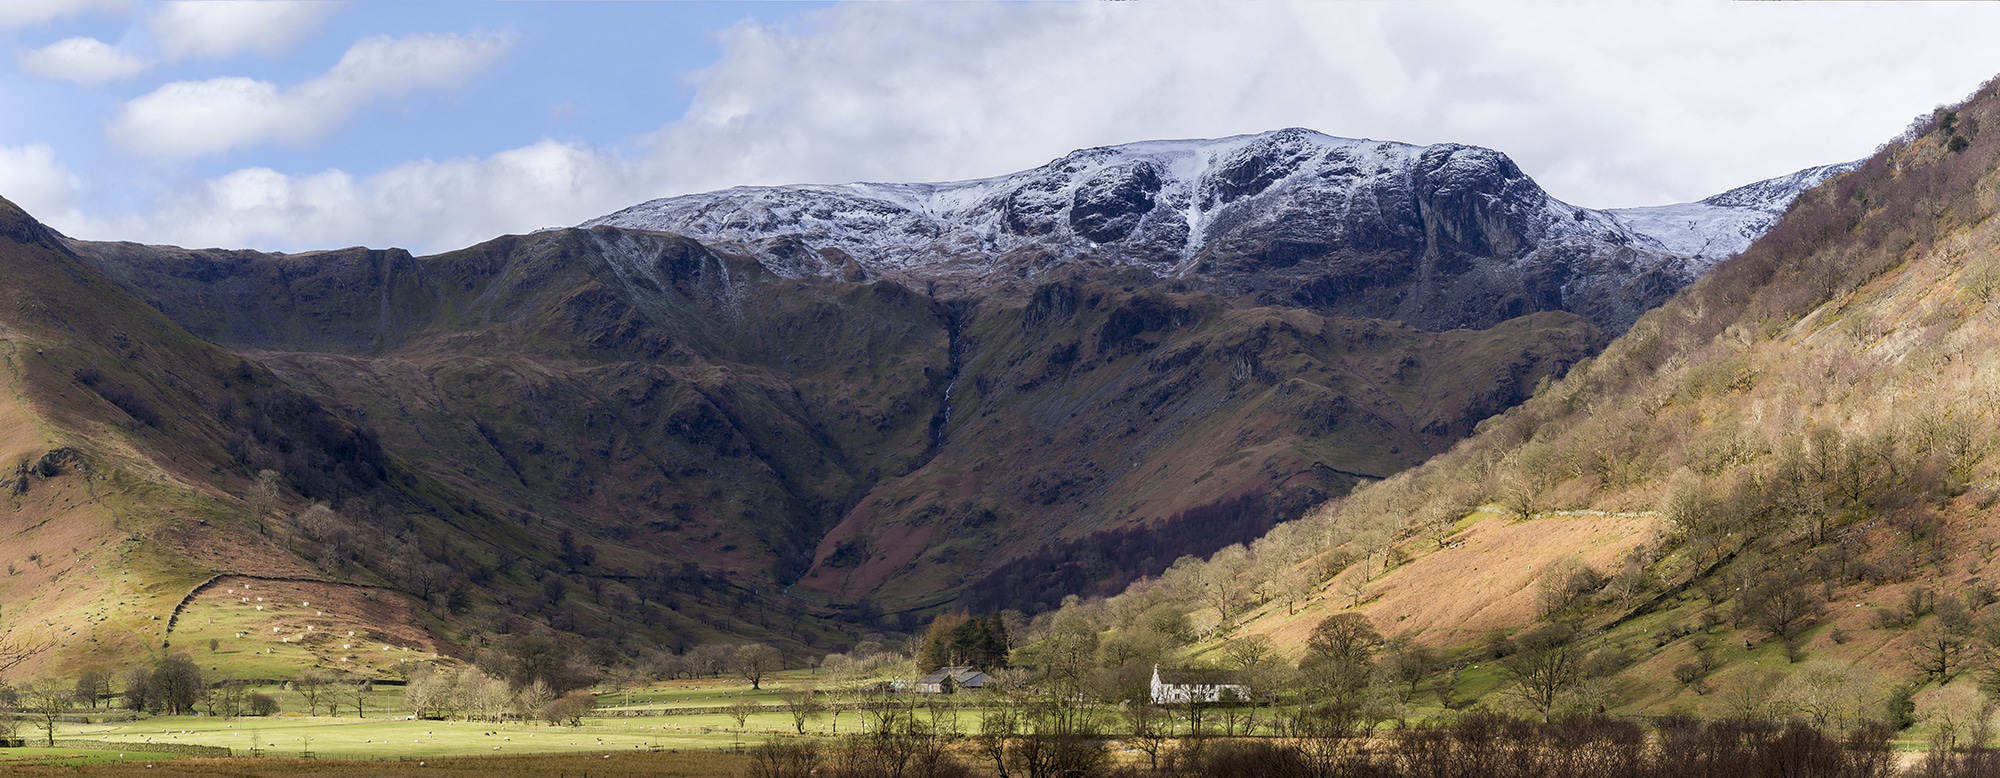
0, 747, 186, 767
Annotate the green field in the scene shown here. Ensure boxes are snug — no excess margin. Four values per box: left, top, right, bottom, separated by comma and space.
167, 585, 446, 682
27, 669, 1384, 768
63, 714, 733, 760
0, 747, 186, 768
40, 671, 906, 761
0, 751, 754, 777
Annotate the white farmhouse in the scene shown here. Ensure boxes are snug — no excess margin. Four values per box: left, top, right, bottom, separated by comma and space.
1150, 665, 1250, 705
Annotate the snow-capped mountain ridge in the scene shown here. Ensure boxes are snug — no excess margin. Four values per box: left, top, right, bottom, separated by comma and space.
1698, 162, 1860, 210
1602, 161, 1859, 266
588, 129, 1852, 333
588, 129, 1427, 272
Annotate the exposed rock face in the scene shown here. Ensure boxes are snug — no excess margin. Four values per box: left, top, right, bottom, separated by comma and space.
589, 128, 1852, 334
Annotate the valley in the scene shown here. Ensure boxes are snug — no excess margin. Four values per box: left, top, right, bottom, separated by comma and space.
0, 102, 1956, 776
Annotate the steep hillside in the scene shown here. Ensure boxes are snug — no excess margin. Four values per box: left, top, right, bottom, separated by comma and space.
0, 210, 871, 682
798, 289, 1601, 609
67, 227, 1601, 618
590, 129, 1847, 334
0, 197, 453, 678
73, 228, 953, 586
1055, 80, 2000, 720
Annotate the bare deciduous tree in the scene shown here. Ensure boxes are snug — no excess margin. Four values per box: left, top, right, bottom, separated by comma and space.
24, 680, 69, 747
71, 671, 108, 710
1912, 626, 1976, 684
1123, 703, 1173, 773
543, 690, 595, 727
402, 663, 460, 720
455, 668, 508, 721
728, 696, 761, 730
1772, 662, 1861, 730
1385, 645, 1437, 701
1307, 614, 1381, 667
1198, 544, 1253, 631
733, 644, 784, 690
1738, 576, 1827, 644
246, 469, 281, 533
1501, 626, 1584, 722
779, 685, 823, 734
292, 668, 336, 716
1536, 558, 1604, 618
513, 679, 554, 722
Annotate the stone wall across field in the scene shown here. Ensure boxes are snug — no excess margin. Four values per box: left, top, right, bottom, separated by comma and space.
51, 739, 232, 757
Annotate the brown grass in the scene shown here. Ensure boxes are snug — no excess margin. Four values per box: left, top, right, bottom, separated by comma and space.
1238, 510, 1655, 654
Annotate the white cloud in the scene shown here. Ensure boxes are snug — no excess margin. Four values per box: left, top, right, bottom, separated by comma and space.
311, 31, 512, 98
148, 0, 336, 61
75, 140, 636, 252
0, 144, 80, 225
109, 33, 511, 158
18, 37, 148, 86
56, 1, 2000, 254
637, 0, 2000, 208
0, 0, 123, 30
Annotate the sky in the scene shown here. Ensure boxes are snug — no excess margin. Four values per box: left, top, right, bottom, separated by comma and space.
5, 1, 2000, 255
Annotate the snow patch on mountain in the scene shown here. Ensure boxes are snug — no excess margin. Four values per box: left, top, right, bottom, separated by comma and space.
585, 129, 1854, 333
585, 130, 1434, 276
1607, 162, 1860, 269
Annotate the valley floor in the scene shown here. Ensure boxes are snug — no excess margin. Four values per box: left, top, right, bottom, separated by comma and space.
0, 750, 751, 776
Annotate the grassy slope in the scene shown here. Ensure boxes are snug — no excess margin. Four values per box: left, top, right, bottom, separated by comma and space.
0, 210, 737, 682
1139, 79, 2000, 720
0, 199, 278, 678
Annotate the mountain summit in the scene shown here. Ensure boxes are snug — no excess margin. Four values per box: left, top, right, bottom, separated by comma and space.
589, 128, 1852, 333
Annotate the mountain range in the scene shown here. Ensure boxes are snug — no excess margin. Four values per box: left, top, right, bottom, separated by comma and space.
590, 129, 1853, 333
0, 128, 1846, 676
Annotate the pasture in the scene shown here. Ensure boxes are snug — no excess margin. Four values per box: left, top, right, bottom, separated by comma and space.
30, 671, 893, 766
0, 750, 751, 776
0, 747, 185, 769
166, 577, 453, 681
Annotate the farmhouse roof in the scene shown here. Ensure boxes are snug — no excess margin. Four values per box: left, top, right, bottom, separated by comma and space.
1155, 667, 1246, 686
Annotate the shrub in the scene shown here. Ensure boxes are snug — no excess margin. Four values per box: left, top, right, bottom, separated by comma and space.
1887, 685, 1918, 730
1582, 648, 1633, 678
1874, 608, 1913, 629
1673, 660, 1708, 690
246, 692, 279, 716
749, 739, 823, 778
541, 690, 595, 727
1968, 583, 1997, 610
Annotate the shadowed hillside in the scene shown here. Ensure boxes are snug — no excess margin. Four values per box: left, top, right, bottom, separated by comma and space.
64, 226, 1601, 624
